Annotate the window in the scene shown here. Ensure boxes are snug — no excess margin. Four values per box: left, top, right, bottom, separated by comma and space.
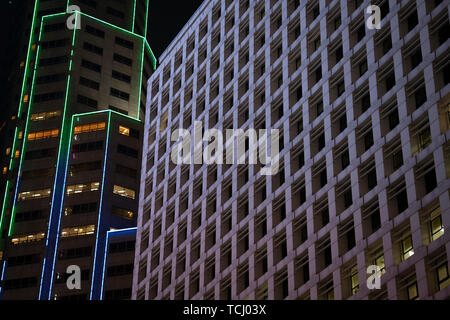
107, 6, 125, 19
115, 36, 134, 49
113, 53, 132, 66
430, 208, 444, 241
61, 225, 95, 238
79, 76, 100, 90
351, 266, 359, 295
18, 188, 51, 201
83, 41, 103, 55
81, 59, 101, 72
11, 233, 45, 245
119, 125, 130, 136
64, 202, 97, 216
77, 94, 98, 108
401, 235, 414, 261
407, 282, 419, 300
117, 144, 138, 158
74, 122, 106, 134
111, 88, 130, 101
437, 263, 450, 291
66, 182, 100, 195
113, 185, 135, 199
112, 206, 134, 220
86, 24, 105, 38
112, 70, 131, 83
72, 141, 103, 154
69, 161, 101, 175
374, 253, 386, 274
31, 110, 61, 121
28, 129, 59, 141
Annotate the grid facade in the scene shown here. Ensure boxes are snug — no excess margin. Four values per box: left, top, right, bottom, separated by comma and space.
134, 0, 450, 300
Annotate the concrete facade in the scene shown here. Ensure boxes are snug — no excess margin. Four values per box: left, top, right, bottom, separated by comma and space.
134, 0, 450, 300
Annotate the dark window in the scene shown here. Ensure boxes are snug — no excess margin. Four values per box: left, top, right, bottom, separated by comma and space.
344, 190, 352, 208
113, 53, 132, 66
117, 144, 138, 158
83, 42, 103, 56
112, 70, 131, 83
341, 150, 350, 169
368, 169, 377, 190
81, 59, 101, 72
77, 94, 98, 108
79, 76, 100, 90
424, 169, 437, 193
414, 86, 427, 109
407, 11, 418, 32
115, 37, 134, 49
364, 130, 374, 150
111, 88, 130, 101
389, 109, 399, 130
320, 169, 327, 187
397, 190, 408, 213
339, 115, 347, 133
86, 24, 105, 38
107, 6, 125, 19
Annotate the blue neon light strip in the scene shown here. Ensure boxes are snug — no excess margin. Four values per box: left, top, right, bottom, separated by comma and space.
100, 227, 137, 299
90, 111, 112, 300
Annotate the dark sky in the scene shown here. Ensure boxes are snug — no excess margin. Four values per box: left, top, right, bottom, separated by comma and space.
147, 1, 204, 59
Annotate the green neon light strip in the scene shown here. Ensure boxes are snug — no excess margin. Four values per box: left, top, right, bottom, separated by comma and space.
8, 13, 69, 237
137, 39, 145, 118
75, 109, 141, 123
0, 181, 11, 238
0, 0, 40, 243
132, 0, 137, 32
144, 0, 149, 38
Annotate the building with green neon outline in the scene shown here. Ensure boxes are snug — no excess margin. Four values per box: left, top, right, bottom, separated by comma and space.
0, 0, 156, 300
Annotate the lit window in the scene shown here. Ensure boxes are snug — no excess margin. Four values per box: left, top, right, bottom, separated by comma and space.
430, 208, 444, 241
351, 265, 359, 295
20, 61, 25, 68
30, 110, 62, 121
113, 185, 135, 199
74, 122, 106, 134
437, 263, 450, 291
119, 125, 130, 136
5, 147, 11, 156
407, 282, 418, 300
28, 129, 59, 141
61, 225, 95, 238
11, 232, 45, 245
32, 43, 37, 51
66, 182, 100, 195
3, 167, 7, 175
112, 206, 134, 220
23, 94, 29, 103
14, 150, 20, 158
18, 188, 51, 201
401, 234, 414, 261
374, 254, 386, 275
18, 131, 23, 139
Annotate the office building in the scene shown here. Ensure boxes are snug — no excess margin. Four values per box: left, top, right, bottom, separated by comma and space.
134, 0, 450, 300
0, 0, 156, 300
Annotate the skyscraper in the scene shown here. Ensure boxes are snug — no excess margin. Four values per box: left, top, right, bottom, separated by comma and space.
134, 0, 449, 300
0, 0, 156, 300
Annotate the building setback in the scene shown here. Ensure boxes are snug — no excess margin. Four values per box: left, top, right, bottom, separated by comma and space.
0, 0, 156, 300
134, 0, 450, 300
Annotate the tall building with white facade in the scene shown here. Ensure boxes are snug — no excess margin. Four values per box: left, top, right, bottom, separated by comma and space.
134, 0, 450, 300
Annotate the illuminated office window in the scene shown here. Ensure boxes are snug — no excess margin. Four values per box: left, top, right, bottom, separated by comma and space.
351, 265, 359, 295
430, 208, 444, 241
3, 167, 7, 175
374, 254, 386, 275
30, 110, 62, 121
11, 232, 45, 245
112, 206, 134, 220
119, 125, 130, 136
113, 185, 135, 199
20, 61, 25, 68
23, 94, 29, 103
32, 43, 36, 51
61, 225, 95, 238
401, 234, 414, 261
18, 131, 23, 139
14, 150, 20, 158
66, 182, 100, 195
407, 282, 419, 300
5, 147, 11, 156
18, 188, 51, 201
28, 129, 59, 141
74, 122, 106, 134
437, 263, 450, 291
